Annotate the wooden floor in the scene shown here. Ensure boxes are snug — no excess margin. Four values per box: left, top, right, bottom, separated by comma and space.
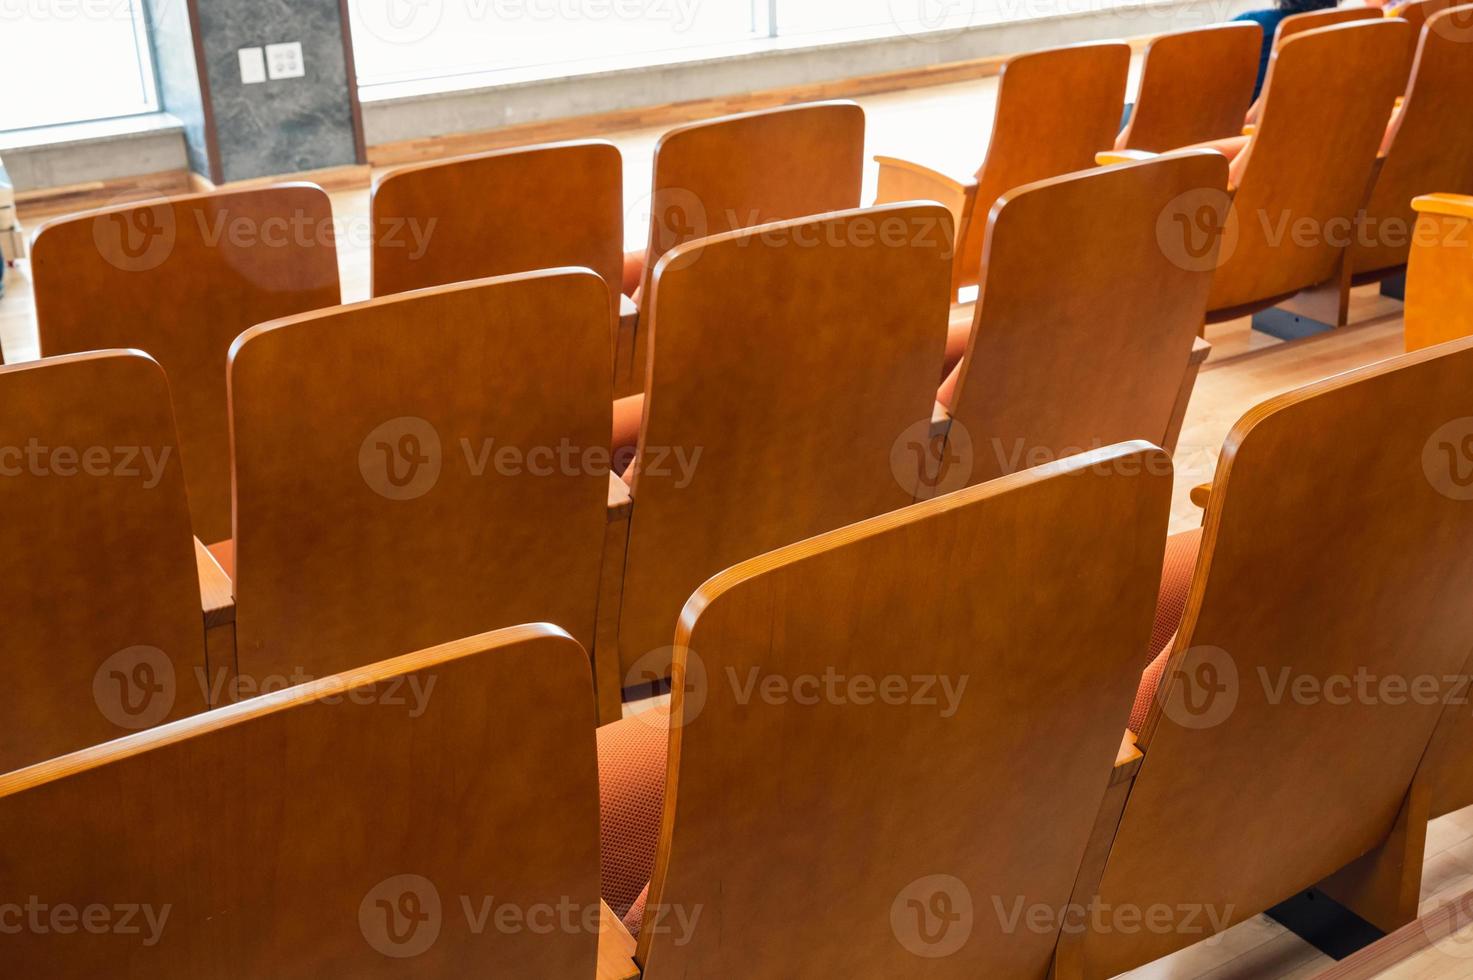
0, 71, 1456, 979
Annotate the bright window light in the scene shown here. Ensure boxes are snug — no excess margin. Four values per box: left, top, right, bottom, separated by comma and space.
1, 0, 159, 132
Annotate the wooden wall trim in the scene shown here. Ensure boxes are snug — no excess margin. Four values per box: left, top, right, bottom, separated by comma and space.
1314, 889, 1473, 980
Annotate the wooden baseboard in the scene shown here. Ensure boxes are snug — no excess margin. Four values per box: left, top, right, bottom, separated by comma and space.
367, 36, 1150, 168
1314, 888, 1473, 979
190, 163, 373, 195
15, 169, 194, 221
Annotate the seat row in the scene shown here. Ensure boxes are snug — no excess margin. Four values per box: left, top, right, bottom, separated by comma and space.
6, 335, 1473, 977
3, 147, 1223, 772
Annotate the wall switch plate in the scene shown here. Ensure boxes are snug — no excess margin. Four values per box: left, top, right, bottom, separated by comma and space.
265, 41, 305, 80
238, 47, 267, 84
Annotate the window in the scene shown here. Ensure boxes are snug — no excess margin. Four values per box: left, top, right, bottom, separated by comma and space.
1, 0, 159, 132
349, 0, 767, 87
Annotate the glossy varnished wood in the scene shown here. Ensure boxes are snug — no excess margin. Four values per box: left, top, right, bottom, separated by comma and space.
229, 270, 611, 684
639, 443, 1172, 977
942, 151, 1226, 489
1117, 24, 1262, 152
29, 185, 342, 543
0, 624, 607, 977
1078, 338, 1473, 977
1404, 194, 1473, 353
369, 140, 624, 302
613, 204, 951, 678
0, 351, 207, 774
877, 42, 1129, 294
1347, 7, 1473, 280
1206, 20, 1413, 318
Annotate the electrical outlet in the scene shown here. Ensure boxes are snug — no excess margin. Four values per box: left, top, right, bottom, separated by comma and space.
238, 47, 266, 84
265, 41, 305, 80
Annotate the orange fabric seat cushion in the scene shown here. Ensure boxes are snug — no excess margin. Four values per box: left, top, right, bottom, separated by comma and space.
623, 883, 650, 937
1129, 526, 1203, 734
597, 710, 668, 920
207, 538, 235, 580
621, 249, 646, 299
612, 392, 644, 478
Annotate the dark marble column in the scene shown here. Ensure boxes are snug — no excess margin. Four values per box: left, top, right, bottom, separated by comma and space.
145, 0, 365, 184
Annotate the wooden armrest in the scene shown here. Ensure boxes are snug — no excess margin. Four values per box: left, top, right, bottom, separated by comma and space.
1189, 482, 1213, 508
1115, 730, 1143, 769
873, 155, 975, 224
195, 537, 234, 628
1189, 335, 1211, 367
1413, 193, 1473, 219
608, 472, 632, 521
1095, 149, 1159, 166
597, 899, 641, 980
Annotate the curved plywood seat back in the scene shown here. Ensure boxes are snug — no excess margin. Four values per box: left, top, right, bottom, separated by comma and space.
370, 140, 623, 302
957, 42, 1131, 291
0, 351, 206, 775
0, 624, 602, 977
1083, 337, 1473, 978
1404, 197, 1473, 352
1349, 7, 1473, 277
638, 444, 1172, 977
1209, 21, 1413, 314
229, 270, 611, 683
948, 151, 1226, 488
635, 101, 865, 301
1118, 24, 1262, 152
1398, 0, 1463, 47
615, 204, 952, 675
31, 185, 342, 544
1273, 4, 1383, 46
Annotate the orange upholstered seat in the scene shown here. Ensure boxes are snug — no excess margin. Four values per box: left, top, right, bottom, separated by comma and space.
611, 392, 644, 474
1130, 526, 1204, 734
597, 713, 668, 922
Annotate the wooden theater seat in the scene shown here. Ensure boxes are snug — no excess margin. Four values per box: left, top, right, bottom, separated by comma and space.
875, 41, 1130, 297
30, 186, 341, 545
1241, 6, 1389, 126
617, 102, 865, 397
1403, 193, 1473, 351
369, 140, 624, 315
1123, 20, 1413, 332
1057, 336, 1473, 978
0, 623, 638, 979
608, 204, 952, 687
1301, 5, 1473, 328
931, 151, 1227, 492
227, 270, 613, 702
1116, 24, 1262, 152
0, 351, 212, 774
618, 442, 1171, 975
